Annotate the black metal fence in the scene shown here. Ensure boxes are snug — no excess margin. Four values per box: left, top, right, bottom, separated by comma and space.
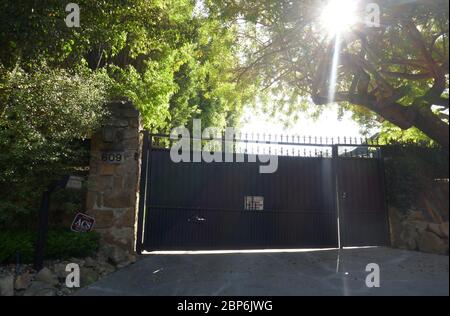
149, 132, 383, 158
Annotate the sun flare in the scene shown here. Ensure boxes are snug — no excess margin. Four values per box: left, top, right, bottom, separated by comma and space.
320, 0, 358, 36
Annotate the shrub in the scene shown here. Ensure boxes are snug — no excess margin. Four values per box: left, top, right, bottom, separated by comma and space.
0, 229, 100, 264
0, 63, 110, 228
0, 230, 35, 263
384, 145, 449, 213
45, 230, 100, 260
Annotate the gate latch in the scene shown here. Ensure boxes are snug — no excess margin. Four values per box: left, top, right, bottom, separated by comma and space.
188, 215, 206, 224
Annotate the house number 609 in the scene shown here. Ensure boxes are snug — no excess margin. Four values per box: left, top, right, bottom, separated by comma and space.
101, 152, 124, 163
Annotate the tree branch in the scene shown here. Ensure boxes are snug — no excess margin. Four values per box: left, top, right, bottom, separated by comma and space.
380, 71, 433, 80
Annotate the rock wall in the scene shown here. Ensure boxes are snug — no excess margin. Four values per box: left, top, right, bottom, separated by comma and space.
383, 146, 449, 256
86, 101, 142, 264
389, 208, 449, 255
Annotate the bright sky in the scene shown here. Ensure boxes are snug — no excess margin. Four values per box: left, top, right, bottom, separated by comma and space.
239, 104, 366, 140
238, 0, 370, 142
237, 104, 372, 158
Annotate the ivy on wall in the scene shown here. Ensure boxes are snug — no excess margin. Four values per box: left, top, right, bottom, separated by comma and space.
383, 146, 449, 214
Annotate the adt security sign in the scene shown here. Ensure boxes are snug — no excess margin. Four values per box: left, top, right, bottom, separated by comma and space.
71, 213, 95, 233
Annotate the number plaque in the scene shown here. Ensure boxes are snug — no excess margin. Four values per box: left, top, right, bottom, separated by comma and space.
101, 152, 125, 164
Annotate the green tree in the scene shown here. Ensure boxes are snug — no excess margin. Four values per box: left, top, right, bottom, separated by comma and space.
0, 0, 253, 131
207, 0, 449, 149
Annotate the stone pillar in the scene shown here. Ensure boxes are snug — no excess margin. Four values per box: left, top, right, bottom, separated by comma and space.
86, 101, 142, 264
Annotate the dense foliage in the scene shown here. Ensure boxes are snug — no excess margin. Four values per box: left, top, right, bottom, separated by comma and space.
0, 0, 253, 130
384, 145, 449, 213
0, 65, 109, 226
0, 229, 100, 264
0, 0, 253, 227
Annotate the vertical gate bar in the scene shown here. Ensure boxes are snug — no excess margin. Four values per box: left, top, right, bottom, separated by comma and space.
222, 131, 226, 161
144, 133, 154, 249
331, 145, 342, 248
136, 130, 149, 254
379, 147, 392, 246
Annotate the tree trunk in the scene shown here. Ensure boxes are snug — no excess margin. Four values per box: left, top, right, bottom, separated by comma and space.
312, 93, 449, 151
412, 108, 449, 151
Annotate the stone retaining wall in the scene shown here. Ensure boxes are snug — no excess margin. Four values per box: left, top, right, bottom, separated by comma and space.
389, 208, 449, 255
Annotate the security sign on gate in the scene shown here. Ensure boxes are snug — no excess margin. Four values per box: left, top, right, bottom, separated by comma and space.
71, 213, 95, 233
244, 196, 264, 211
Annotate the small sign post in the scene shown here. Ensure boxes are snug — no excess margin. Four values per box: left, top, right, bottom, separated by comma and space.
71, 213, 95, 233
34, 175, 84, 271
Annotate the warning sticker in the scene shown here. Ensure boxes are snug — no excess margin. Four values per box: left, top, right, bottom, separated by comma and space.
244, 196, 264, 211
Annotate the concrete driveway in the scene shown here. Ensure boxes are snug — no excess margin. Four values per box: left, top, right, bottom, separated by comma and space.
76, 247, 449, 296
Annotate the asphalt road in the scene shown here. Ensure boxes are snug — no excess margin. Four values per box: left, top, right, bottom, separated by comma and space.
76, 247, 449, 296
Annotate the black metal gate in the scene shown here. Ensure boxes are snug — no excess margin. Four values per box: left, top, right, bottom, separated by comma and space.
336, 158, 390, 247
136, 133, 390, 252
